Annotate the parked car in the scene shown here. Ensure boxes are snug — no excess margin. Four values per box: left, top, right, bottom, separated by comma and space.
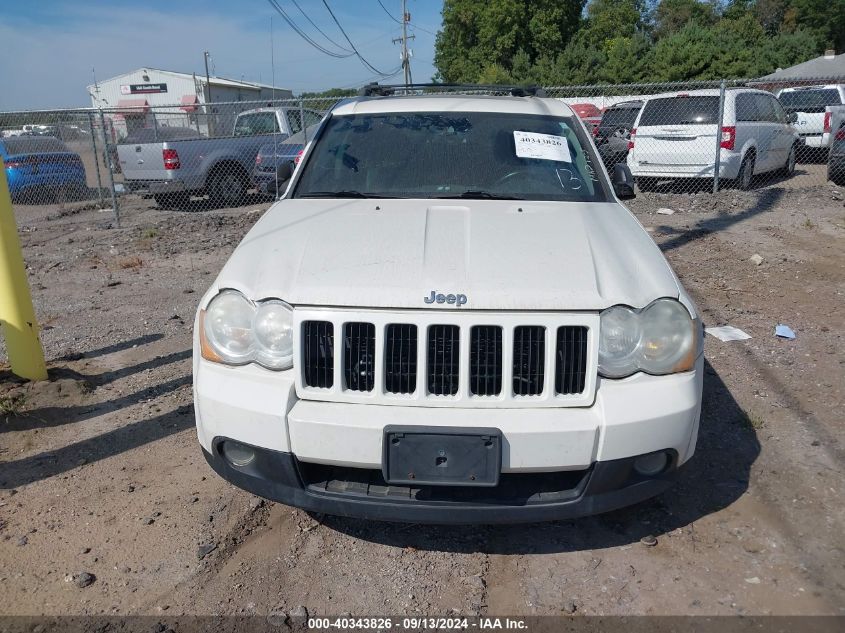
117, 107, 323, 208
827, 105, 845, 185
194, 85, 704, 524
593, 100, 643, 169
570, 102, 602, 134
252, 124, 322, 198
628, 88, 800, 190
1, 136, 87, 202
777, 84, 845, 152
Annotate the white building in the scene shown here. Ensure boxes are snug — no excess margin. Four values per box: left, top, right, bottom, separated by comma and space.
86, 67, 293, 138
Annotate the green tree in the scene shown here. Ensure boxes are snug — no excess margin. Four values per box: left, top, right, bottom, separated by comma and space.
434, 0, 585, 83
652, 0, 718, 39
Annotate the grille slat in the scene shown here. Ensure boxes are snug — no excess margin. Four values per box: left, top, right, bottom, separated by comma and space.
343, 322, 375, 392
385, 324, 417, 394
302, 321, 334, 388
513, 326, 545, 396
428, 325, 459, 396
556, 326, 588, 395
470, 326, 502, 396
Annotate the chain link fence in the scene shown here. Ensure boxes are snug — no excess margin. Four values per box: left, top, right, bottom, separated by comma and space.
2, 76, 844, 224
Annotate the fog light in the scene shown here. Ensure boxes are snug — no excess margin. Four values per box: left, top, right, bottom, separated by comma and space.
633, 452, 669, 476
222, 441, 255, 468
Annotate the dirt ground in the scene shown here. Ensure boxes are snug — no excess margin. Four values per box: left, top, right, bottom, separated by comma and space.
0, 173, 843, 620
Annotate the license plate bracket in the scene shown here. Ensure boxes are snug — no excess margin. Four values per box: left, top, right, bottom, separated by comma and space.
382, 426, 502, 487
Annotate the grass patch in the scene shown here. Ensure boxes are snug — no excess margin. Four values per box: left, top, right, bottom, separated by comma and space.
141, 227, 159, 239
741, 410, 765, 430
118, 256, 144, 269
803, 218, 816, 230
0, 392, 26, 417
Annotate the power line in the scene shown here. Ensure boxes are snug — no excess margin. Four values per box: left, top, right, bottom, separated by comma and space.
376, 0, 402, 24
291, 0, 353, 53
265, 0, 354, 59
321, 0, 397, 76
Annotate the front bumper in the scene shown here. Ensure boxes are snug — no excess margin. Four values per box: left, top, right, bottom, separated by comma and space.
203, 437, 681, 524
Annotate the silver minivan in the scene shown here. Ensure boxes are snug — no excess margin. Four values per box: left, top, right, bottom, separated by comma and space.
627, 88, 800, 189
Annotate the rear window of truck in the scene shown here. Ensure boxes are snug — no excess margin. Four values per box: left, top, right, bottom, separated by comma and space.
639, 96, 719, 126
778, 89, 842, 113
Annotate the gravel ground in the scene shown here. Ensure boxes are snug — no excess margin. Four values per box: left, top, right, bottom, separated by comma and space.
0, 176, 843, 619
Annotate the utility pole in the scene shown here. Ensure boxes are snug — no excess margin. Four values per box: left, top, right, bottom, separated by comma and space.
392, 0, 415, 87
204, 51, 214, 136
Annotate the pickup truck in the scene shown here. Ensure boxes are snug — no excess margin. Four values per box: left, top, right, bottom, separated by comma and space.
117, 106, 324, 208
778, 84, 845, 152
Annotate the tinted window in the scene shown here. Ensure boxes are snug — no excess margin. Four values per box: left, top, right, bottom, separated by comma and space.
233, 112, 279, 136
770, 96, 787, 123
779, 88, 842, 113
736, 94, 759, 122
286, 111, 303, 135
755, 95, 777, 122
639, 96, 720, 126
600, 106, 640, 128
2, 137, 69, 154
294, 111, 607, 202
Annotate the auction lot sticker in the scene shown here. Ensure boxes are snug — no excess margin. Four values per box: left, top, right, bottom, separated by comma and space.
513, 131, 571, 162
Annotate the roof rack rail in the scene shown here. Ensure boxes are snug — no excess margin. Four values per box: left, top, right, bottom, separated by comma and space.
357, 83, 548, 98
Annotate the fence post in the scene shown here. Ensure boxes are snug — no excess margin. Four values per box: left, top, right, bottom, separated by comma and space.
713, 79, 726, 194
87, 112, 105, 207
0, 160, 47, 381
98, 109, 121, 227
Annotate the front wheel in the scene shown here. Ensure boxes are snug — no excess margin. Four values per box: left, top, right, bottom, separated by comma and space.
207, 169, 248, 208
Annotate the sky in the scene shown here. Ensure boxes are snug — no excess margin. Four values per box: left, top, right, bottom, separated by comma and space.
0, 0, 442, 111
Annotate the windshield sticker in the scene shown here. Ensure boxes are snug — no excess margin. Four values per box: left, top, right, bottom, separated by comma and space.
513, 131, 572, 162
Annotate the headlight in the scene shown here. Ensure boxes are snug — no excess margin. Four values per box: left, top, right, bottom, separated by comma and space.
200, 290, 294, 371
599, 298, 698, 378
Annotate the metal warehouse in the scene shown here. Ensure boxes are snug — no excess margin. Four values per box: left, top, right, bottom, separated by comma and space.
86, 67, 292, 138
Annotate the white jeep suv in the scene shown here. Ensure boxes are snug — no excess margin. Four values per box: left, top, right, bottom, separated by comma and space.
193, 85, 704, 524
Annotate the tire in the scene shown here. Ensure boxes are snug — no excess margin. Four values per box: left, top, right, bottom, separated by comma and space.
736, 153, 755, 191
207, 167, 249, 208
780, 144, 797, 177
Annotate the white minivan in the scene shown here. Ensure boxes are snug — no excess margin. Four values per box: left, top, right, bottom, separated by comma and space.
628, 88, 800, 190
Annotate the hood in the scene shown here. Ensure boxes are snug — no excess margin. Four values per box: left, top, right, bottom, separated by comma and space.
214, 199, 680, 311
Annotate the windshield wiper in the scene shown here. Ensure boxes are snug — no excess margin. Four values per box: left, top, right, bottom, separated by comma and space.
434, 190, 525, 200
298, 190, 396, 199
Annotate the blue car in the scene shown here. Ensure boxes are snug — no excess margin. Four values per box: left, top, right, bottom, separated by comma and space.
1, 136, 87, 202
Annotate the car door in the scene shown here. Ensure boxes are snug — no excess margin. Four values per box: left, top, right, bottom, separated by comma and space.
768, 95, 792, 167
734, 92, 762, 167
752, 94, 778, 171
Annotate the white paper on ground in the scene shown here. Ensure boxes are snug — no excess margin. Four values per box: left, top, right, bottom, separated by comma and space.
513, 131, 572, 162
705, 326, 752, 342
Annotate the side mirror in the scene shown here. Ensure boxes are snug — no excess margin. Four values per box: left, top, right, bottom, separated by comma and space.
612, 163, 636, 200
787, 111, 798, 124
275, 161, 293, 184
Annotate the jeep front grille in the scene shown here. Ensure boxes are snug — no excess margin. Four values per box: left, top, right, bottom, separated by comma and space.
297, 311, 598, 408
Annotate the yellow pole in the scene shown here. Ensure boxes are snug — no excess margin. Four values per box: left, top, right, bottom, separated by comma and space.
0, 159, 48, 381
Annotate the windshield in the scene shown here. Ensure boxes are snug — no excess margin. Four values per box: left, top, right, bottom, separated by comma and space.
293, 111, 607, 201
639, 96, 719, 126
779, 89, 842, 113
